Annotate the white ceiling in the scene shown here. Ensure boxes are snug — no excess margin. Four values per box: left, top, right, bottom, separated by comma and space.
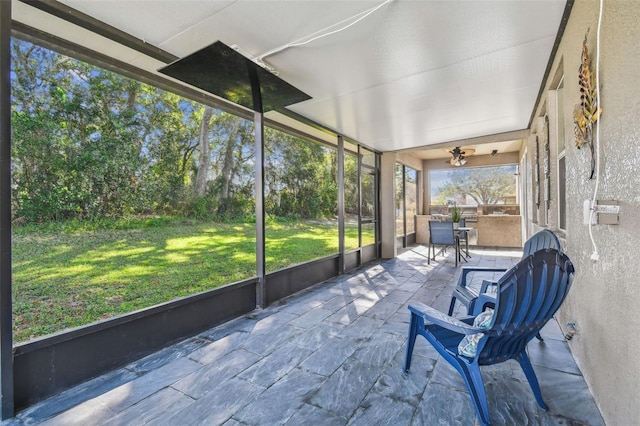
12, 0, 567, 153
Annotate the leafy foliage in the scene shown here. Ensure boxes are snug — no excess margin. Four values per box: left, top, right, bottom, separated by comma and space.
450, 203, 462, 222
10, 39, 338, 223
264, 129, 337, 219
433, 167, 516, 205
9, 38, 367, 341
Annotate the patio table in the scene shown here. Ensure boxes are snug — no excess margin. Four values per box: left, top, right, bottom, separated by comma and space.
456, 226, 473, 261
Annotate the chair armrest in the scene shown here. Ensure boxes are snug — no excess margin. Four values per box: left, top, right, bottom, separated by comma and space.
479, 279, 498, 294
409, 302, 479, 335
471, 294, 497, 316
457, 267, 508, 289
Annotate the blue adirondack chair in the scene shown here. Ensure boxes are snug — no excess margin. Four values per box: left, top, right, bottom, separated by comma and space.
447, 229, 561, 317
404, 248, 575, 425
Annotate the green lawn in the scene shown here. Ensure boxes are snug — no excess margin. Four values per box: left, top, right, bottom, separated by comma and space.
12, 219, 359, 343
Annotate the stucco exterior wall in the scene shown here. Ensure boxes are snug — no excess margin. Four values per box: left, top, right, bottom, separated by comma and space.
525, 1, 640, 423
475, 215, 522, 248
396, 151, 423, 171
416, 215, 521, 248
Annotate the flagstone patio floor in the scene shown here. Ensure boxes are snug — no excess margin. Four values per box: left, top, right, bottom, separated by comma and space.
8, 245, 604, 425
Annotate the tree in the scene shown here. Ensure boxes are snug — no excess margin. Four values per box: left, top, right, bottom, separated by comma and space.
343, 154, 359, 219
264, 129, 336, 219
11, 39, 203, 221
11, 40, 76, 221
11, 39, 152, 220
435, 166, 516, 205
194, 107, 213, 197
209, 112, 254, 216
142, 91, 200, 213
10, 38, 341, 224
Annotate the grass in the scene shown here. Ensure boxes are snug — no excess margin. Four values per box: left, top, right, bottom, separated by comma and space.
13, 218, 360, 343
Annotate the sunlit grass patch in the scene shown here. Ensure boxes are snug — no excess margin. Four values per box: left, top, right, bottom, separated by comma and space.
12, 218, 345, 342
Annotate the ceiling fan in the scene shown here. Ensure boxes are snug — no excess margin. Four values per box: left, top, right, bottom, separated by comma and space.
443, 146, 475, 166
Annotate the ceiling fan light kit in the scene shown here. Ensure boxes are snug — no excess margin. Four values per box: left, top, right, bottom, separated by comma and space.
445, 146, 475, 167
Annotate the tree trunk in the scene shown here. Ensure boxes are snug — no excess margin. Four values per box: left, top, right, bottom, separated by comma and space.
194, 107, 213, 197
219, 120, 240, 202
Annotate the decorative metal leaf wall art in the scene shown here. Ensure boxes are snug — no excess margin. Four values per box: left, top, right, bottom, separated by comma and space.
544, 116, 551, 211
534, 135, 540, 208
573, 29, 602, 180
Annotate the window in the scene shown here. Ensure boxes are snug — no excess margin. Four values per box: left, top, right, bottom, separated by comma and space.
264, 128, 338, 271
430, 165, 518, 214
344, 147, 379, 249
405, 168, 417, 234
395, 164, 418, 239
11, 39, 258, 342
9, 36, 380, 344
395, 164, 405, 237
360, 170, 377, 246
556, 77, 567, 230
361, 147, 376, 168
344, 152, 359, 250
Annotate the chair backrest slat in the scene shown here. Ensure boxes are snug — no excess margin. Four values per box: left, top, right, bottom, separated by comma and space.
512, 267, 536, 328
523, 229, 561, 257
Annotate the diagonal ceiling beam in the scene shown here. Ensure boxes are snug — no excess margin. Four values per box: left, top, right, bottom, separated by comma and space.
18, 0, 177, 63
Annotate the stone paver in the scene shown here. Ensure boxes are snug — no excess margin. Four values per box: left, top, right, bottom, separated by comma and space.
9, 246, 604, 426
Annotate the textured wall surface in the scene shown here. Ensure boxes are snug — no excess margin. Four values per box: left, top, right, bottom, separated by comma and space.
524, 1, 640, 423
475, 215, 522, 248
415, 215, 521, 248
415, 215, 431, 244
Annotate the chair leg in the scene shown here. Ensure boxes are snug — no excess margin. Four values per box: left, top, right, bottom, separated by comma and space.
447, 296, 457, 316
454, 240, 458, 267
516, 350, 548, 410
404, 313, 420, 372
457, 361, 491, 426
466, 299, 476, 316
